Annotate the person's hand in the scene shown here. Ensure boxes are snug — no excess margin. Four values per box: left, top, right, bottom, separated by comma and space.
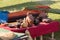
40, 22, 49, 25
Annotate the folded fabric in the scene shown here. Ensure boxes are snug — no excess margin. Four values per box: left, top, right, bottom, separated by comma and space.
0, 28, 28, 40
0, 28, 16, 40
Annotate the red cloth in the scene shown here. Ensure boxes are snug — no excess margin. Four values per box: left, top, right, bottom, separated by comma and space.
27, 21, 60, 38
59, 22, 60, 30
36, 6, 50, 9
0, 21, 59, 38
0, 26, 26, 33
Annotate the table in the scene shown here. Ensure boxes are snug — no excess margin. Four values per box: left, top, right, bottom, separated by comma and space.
0, 21, 60, 40
27, 21, 59, 40
27, 21, 59, 38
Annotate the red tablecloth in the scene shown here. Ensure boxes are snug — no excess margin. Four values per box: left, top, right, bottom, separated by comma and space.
59, 22, 60, 30
0, 26, 26, 33
28, 21, 60, 38
0, 21, 59, 38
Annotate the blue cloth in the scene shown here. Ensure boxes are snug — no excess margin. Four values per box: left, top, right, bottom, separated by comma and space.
0, 11, 9, 23
0, 20, 7, 23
